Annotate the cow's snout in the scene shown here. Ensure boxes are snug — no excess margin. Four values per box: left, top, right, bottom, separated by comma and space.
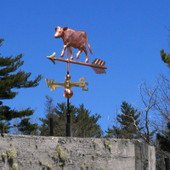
54, 26, 63, 38
54, 31, 61, 38
54, 32, 59, 38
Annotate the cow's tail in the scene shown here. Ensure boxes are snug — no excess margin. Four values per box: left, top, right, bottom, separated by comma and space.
87, 37, 93, 55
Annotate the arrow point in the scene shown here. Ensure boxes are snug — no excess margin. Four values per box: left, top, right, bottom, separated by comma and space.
47, 52, 56, 64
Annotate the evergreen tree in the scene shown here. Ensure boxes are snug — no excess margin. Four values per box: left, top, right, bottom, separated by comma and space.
157, 121, 170, 153
72, 104, 102, 137
157, 37, 170, 155
157, 45, 170, 153
106, 101, 143, 139
0, 39, 42, 133
39, 96, 102, 137
39, 101, 76, 137
160, 49, 170, 67
17, 118, 39, 135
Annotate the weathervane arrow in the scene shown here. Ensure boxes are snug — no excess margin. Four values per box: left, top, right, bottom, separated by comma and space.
47, 52, 107, 74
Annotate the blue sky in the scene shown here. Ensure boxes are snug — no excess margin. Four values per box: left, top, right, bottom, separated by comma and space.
0, 0, 170, 133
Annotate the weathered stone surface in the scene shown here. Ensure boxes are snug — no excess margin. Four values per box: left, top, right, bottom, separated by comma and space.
0, 134, 155, 170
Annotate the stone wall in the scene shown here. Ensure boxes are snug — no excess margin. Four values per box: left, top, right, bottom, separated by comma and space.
0, 134, 155, 170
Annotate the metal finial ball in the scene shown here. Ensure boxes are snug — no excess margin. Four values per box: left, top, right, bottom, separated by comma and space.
65, 74, 71, 80
63, 88, 73, 98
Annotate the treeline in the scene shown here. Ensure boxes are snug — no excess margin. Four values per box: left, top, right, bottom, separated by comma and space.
0, 39, 169, 169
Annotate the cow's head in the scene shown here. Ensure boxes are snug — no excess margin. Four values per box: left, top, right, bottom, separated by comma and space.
54, 26, 68, 38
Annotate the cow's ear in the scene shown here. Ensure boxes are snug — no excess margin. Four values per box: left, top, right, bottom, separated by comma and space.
63, 27, 68, 31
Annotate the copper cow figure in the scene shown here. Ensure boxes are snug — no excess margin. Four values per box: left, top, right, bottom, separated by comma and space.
54, 26, 93, 63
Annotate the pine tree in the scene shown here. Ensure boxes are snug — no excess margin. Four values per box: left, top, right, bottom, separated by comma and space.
158, 40, 170, 154
72, 104, 102, 137
0, 39, 42, 133
157, 121, 170, 153
39, 101, 76, 137
17, 118, 39, 135
106, 101, 143, 139
157, 46, 170, 153
160, 49, 170, 67
39, 96, 102, 137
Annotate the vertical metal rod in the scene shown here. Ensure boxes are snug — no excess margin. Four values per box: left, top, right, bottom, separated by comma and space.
66, 47, 70, 74
66, 98, 71, 137
67, 61, 69, 74
165, 158, 170, 170
66, 48, 71, 137
66, 67, 71, 136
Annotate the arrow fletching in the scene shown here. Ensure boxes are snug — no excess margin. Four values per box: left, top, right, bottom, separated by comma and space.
91, 58, 106, 74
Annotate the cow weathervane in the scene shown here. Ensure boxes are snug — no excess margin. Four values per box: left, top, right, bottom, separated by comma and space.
46, 26, 107, 136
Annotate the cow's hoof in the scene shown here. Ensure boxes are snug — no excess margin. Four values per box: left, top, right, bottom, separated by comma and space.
70, 56, 74, 60
85, 58, 89, 63
61, 52, 64, 57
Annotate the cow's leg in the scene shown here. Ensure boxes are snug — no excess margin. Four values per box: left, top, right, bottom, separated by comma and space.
76, 50, 82, 59
61, 45, 67, 57
67, 47, 70, 59
69, 47, 74, 60
84, 49, 89, 63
